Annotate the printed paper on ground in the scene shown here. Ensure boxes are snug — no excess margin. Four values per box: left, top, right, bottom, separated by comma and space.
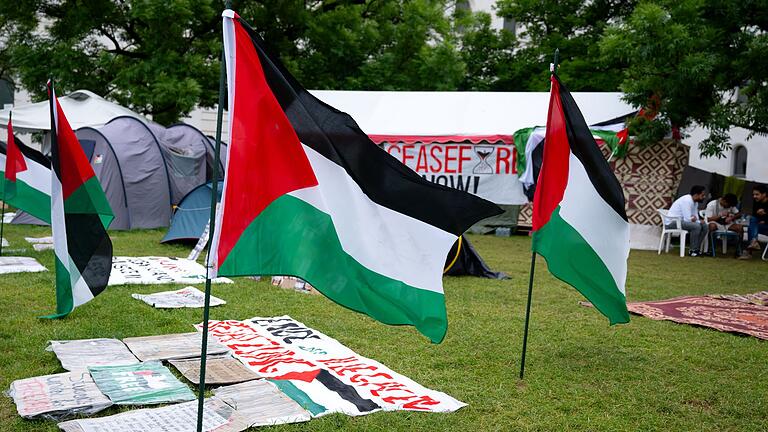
132, 286, 226, 309
48, 339, 139, 371
213, 380, 311, 427
57, 397, 249, 432
89, 361, 196, 405
122, 332, 229, 361
8, 371, 112, 420
109, 257, 232, 286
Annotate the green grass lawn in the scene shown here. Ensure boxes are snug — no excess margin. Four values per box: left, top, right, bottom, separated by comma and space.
0, 224, 766, 431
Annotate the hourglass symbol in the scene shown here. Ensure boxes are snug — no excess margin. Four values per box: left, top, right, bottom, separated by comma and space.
473, 145, 494, 174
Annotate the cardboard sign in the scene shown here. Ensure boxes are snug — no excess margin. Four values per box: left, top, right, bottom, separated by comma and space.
196, 317, 466, 417
169, 356, 261, 385
213, 380, 311, 427
58, 398, 249, 432
123, 332, 229, 362
89, 361, 195, 405
0, 256, 47, 274
383, 142, 527, 205
8, 371, 112, 420
109, 257, 232, 286
48, 339, 139, 371
132, 286, 226, 309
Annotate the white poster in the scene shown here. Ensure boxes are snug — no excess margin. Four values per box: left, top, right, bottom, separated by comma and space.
383, 142, 527, 205
132, 286, 226, 309
57, 398, 248, 432
0, 256, 47, 274
109, 257, 232, 286
9, 371, 112, 420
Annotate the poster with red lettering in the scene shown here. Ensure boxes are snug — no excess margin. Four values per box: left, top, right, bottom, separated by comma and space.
382, 141, 527, 205
8, 371, 112, 420
195, 317, 466, 417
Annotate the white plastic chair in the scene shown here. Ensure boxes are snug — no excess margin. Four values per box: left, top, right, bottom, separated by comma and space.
657, 209, 687, 257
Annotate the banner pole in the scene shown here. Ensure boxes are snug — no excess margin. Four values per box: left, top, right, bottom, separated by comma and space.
519, 251, 536, 379
196, 30, 228, 432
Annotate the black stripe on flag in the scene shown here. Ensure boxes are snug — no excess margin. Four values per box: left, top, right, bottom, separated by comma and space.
64, 213, 112, 297
236, 18, 502, 236
0, 136, 51, 169
315, 369, 380, 413
556, 75, 627, 221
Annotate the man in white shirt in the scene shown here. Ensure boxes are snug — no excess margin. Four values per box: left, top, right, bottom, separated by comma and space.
666, 185, 707, 256
705, 193, 741, 233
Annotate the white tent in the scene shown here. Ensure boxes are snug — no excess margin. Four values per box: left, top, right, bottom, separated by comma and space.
0, 90, 147, 133
311, 90, 635, 136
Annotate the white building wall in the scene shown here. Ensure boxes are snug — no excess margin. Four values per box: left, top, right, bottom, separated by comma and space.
686, 126, 768, 183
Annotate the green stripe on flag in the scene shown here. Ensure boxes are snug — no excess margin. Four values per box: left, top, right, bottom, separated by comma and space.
219, 194, 449, 343
268, 379, 326, 416
40, 256, 75, 319
4, 180, 52, 223
533, 206, 629, 324
64, 176, 113, 228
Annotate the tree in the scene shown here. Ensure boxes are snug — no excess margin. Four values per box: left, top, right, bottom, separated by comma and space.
599, 0, 768, 156
494, 0, 637, 92
0, 0, 489, 124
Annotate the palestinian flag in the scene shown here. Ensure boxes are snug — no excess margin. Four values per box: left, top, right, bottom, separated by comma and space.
1, 116, 52, 223
532, 74, 630, 324
44, 81, 114, 318
211, 10, 502, 343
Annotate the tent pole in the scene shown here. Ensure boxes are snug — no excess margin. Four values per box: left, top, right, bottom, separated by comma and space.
196, 26, 228, 432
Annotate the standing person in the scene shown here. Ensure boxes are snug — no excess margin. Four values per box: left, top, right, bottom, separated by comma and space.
740, 184, 768, 259
666, 185, 708, 256
705, 193, 742, 233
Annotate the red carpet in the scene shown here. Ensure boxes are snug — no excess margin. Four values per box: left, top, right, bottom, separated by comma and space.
627, 294, 768, 340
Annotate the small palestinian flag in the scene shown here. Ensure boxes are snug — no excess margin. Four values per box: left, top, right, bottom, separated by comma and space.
532, 74, 630, 324
44, 80, 114, 318
2, 115, 52, 223
211, 10, 502, 343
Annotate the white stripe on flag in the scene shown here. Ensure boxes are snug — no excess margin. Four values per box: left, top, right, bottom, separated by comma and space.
289, 144, 457, 295
16, 158, 52, 196
558, 153, 629, 294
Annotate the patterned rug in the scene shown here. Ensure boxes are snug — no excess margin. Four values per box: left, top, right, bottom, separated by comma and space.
626, 294, 768, 340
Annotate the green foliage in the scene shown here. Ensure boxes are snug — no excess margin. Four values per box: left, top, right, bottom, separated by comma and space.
0, 1, 504, 124
1, 226, 767, 431
494, 0, 636, 91
600, 0, 768, 156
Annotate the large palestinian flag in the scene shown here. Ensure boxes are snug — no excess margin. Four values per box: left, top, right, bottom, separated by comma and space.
1, 116, 52, 223
531, 74, 630, 324
45, 81, 114, 318
211, 10, 502, 343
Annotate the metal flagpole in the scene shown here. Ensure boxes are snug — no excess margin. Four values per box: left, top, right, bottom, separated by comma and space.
519, 49, 559, 380
196, 5, 229, 428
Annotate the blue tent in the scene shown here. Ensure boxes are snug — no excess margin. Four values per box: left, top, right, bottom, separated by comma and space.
161, 182, 222, 243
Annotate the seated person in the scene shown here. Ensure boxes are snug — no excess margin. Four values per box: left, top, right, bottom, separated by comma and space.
705, 193, 742, 233
746, 184, 768, 252
665, 185, 707, 257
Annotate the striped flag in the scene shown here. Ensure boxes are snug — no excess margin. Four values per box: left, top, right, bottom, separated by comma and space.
2, 117, 52, 223
211, 10, 502, 343
44, 81, 114, 318
532, 74, 630, 324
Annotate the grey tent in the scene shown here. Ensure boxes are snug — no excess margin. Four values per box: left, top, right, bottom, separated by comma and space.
13, 117, 220, 229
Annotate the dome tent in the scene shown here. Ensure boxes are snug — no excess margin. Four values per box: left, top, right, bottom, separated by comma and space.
12, 117, 221, 230
161, 182, 222, 243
